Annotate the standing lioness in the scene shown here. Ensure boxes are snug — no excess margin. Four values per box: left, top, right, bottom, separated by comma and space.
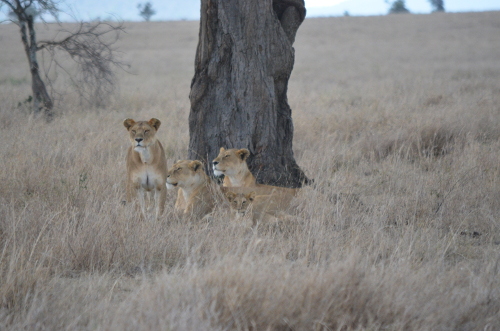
123, 118, 167, 220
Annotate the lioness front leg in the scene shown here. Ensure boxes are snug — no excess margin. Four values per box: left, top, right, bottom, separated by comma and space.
126, 178, 133, 205
136, 188, 147, 219
174, 189, 186, 211
154, 185, 166, 220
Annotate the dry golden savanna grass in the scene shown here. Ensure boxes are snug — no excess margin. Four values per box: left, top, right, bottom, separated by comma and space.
1, 11, 500, 330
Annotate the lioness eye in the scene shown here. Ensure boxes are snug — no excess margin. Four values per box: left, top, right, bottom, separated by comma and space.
225, 154, 230, 158
176, 168, 181, 171
144, 130, 149, 134
132, 130, 136, 134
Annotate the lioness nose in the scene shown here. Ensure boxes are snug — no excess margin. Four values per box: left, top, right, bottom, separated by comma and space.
212, 161, 219, 166
135, 138, 143, 143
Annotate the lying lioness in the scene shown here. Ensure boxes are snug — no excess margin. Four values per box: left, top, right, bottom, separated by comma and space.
213, 148, 256, 187
225, 191, 295, 226
166, 160, 219, 219
225, 191, 256, 219
123, 118, 167, 220
212, 147, 299, 196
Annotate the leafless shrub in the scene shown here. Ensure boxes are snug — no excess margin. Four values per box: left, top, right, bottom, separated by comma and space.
38, 21, 126, 108
1, 0, 126, 118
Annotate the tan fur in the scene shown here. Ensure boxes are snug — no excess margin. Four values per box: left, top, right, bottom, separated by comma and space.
225, 191, 255, 220
124, 118, 167, 220
213, 147, 299, 197
166, 160, 219, 219
225, 190, 295, 226
212, 147, 255, 187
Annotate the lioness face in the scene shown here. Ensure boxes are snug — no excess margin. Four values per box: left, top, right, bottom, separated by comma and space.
123, 118, 161, 149
212, 147, 250, 177
166, 160, 205, 189
226, 191, 255, 217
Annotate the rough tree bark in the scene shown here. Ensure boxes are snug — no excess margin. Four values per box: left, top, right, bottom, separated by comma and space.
21, 12, 53, 118
188, 0, 309, 188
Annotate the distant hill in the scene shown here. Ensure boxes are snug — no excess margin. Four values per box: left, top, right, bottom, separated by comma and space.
307, 0, 500, 17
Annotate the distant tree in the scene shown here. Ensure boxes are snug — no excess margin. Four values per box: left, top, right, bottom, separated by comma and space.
387, 0, 410, 14
0, 0, 125, 120
343, 10, 350, 17
429, 0, 444, 12
137, 2, 156, 22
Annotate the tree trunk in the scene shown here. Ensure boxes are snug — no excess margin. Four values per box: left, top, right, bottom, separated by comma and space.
20, 15, 53, 119
188, 0, 309, 188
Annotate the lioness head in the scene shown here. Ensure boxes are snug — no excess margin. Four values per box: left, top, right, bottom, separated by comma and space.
226, 191, 256, 217
124, 118, 161, 149
166, 160, 205, 190
212, 147, 250, 177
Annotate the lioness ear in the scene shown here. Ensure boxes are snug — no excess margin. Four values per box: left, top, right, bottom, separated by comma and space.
148, 118, 161, 131
236, 149, 250, 161
247, 191, 256, 201
219, 147, 226, 153
225, 191, 236, 202
123, 118, 136, 130
189, 160, 203, 172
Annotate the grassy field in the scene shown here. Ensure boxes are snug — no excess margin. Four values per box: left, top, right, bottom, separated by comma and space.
1, 10, 500, 330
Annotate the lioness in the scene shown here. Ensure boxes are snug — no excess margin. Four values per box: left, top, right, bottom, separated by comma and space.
213, 148, 256, 187
123, 118, 167, 220
225, 191, 295, 226
225, 191, 256, 219
212, 147, 299, 197
166, 160, 219, 219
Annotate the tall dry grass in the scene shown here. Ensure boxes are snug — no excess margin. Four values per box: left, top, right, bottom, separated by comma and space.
1, 12, 500, 330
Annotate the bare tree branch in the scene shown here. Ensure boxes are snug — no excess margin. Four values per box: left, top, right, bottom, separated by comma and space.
2, 0, 16, 12
1, 0, 127, 116
37, 21, 126, 107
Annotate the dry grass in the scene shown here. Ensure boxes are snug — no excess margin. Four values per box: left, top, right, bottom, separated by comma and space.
1, 12, 500, 330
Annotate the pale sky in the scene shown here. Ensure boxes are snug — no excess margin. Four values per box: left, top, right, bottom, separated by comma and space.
1, 0, 500, 22
306, 0, 348, 8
